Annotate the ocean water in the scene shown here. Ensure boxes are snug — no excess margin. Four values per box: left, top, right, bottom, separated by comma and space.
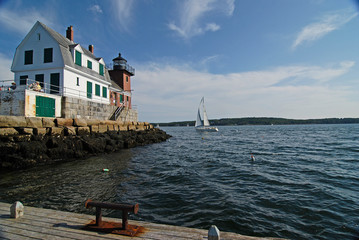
1, 124, 359, 239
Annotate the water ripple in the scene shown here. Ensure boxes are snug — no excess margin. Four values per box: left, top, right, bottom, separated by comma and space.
1, 124, 359, 240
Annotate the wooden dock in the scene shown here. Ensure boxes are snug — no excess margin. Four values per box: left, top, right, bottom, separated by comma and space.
0, 201, 284, 240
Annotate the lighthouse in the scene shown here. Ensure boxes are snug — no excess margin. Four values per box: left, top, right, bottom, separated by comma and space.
109, 53, 135, 109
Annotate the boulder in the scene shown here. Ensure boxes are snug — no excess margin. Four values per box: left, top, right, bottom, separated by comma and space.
73, 118, 87, 127
65, 126, 77, 136
107, 125, 115, 131
42, 118, 55, 127
26, 117, 43, 128
34, 128, 47, 136
98, 125, 107, 133
136, 125, 146, 131
119, 125, 128, 131
0, 116, 27, 127
56, 118, 74, 127
91, 125, 99, 133
50, 127, 64, 135
86, 119, 100, 126
0, 128, 19, 136
22, 128, 34, 135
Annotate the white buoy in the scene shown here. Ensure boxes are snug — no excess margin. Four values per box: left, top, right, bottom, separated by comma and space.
10, 201, 24, 218
251, 154, 255, 161
208, 225, 220, 240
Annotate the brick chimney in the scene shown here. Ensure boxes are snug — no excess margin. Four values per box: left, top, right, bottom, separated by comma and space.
89, 45, 94, 54
66, 26, 73, 41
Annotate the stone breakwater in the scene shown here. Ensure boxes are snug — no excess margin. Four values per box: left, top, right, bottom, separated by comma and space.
0, 116, 171, 170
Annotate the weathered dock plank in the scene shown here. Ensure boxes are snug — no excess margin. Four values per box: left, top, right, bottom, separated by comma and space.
0, 202, 284, 240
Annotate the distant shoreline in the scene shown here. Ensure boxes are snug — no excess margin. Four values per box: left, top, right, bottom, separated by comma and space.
153, 117, 359, 127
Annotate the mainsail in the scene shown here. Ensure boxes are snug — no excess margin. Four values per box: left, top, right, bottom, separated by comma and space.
202, 102, 210, 127
195, 97, 210, 127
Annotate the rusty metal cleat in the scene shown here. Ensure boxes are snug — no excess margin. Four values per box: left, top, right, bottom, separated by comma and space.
83, 199, 143, 237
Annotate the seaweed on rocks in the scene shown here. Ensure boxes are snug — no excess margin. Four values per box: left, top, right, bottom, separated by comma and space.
0, 129, 171, 170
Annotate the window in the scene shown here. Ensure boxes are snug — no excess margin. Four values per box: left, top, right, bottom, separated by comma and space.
37, 33, 41, 41
120, 94, 123, 103
24, 50, 33, 65
126, 76, 129, 82
87, 60, 92, 69
50, 73, 60, 94
76, 77, 80, 86
95, 84, 100, 96
35, 74, 44, 88
126, 96, 129, 101
75, 50, 82, 66
99, 63, 104, 76
87, 81, 92, 99
102, 87, 107, 98
20, 75, 28, 85
44, 48, 53, 63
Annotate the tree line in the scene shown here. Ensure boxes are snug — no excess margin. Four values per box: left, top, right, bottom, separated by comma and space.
154, 117, 359, 127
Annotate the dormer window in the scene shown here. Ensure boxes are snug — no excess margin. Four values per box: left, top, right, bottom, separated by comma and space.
75, 50, 82, 66
99, 63, 104, 76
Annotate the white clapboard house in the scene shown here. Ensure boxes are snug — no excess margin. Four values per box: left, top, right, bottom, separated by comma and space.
2, 21, 136, 121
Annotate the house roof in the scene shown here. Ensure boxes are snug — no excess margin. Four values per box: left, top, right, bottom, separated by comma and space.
38, 21, 73, 48
109, 79, 123, 91
38, 21, 111, 84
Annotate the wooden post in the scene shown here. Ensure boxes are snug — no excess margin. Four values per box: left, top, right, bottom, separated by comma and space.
208, 225, 220, 240
10, 201, 24, 219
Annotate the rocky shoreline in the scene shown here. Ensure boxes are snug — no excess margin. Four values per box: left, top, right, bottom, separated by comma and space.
0, 116, 171, 170
0, 128, 171, 170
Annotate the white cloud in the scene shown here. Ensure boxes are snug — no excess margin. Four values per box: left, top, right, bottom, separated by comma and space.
111, 0, 135, 32
133, 60, 356, 122
168, 0, 235, 39
88, 4, 103, 14
0, 53, 14, 80
0, 6, 52, 35
205, 23, 220, 32
292, 9, 358, 49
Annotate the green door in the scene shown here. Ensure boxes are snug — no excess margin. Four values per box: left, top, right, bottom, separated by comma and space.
87, 81, 92, 99
36, 96, 55, 117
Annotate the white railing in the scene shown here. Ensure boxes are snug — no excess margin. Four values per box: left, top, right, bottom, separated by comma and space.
0, 79, 135, 107
0, 79, 110, 104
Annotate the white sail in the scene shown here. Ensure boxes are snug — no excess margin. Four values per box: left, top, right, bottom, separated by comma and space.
202, 102, 210, 127
195, 97, 218, 132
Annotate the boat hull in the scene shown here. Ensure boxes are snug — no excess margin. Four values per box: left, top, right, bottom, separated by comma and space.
195, 126, 218, 132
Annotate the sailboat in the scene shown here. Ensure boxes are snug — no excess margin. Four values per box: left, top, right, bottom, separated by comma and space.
195, 97, 218, 132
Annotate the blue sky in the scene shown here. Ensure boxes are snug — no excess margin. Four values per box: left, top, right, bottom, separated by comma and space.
0, 0, 358, 122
